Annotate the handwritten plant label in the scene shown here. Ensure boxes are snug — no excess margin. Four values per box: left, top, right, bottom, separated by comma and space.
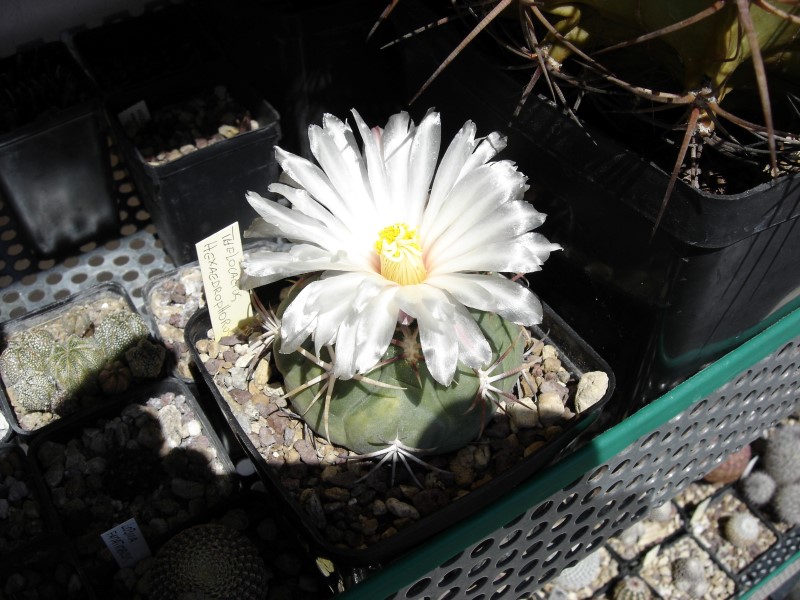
117, 100, 151, 131
196, 222, 252, 340
101, 517, 152, 568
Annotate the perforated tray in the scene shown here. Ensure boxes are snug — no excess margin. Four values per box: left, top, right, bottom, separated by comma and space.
337, 308, 800, 599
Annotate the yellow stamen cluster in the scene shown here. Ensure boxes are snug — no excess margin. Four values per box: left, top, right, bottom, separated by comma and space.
375, 223, 427, 286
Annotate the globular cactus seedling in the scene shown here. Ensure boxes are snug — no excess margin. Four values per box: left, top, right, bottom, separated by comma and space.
275, 279, 524, 455
740, 471, 777, 507
12, 372, 61, 413
772, 482, 800, 526
48, 336, 104, 395
722, 512, 761, 548
148, 523, 267, 600
98, 360, 132, 395
124, 339, 166, 379
763, 426, 800, 485
703, 445, 751, 484
93, 310, 150, 360
671, 556, 709, 597
0, 330, 55, 385
613, 576, 651, 600
552, 550, 602, 592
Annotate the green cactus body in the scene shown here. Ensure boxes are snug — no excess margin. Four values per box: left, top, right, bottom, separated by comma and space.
0, 330, 55, 385
12, 372, 60, 412
93, 311, 150, 359
49, 336, 104, 394
274, 280, 524, 455
124, 339, 166, 378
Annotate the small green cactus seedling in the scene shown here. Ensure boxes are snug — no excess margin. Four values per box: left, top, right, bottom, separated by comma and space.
48, 336, 104, 395
12, 372, 61, 412
93, 310, 150, 360
723, 513, 760, 548
275, 281, 524, 455
613, 576, 651, 600
124, 339, 166, 379
148, 523, 267, 600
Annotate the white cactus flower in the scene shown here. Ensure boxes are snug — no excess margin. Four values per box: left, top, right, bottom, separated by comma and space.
241, 109, 560, 386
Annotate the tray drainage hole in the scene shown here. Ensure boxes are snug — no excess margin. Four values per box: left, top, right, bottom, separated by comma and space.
438, 569, 462, 588
123, 270, 139, 282
582, 487, 602, 503
530, 500, 553, 520
523, 541, 543, 559
113, 255, 130, 266
466, 577, 488, 595
126, 195, 141, 207
557, 493, 579, 512
139, 253, 156, 266
496, 549, 518, 569
0, 230, 15, 242
587, 465, 608, 483
526, 522, 547, 540
2, 291, 19, 303
546, 533, 567, 551
493, 568, 514, 587
88, 256, 105, 267
405, 578, 432, 597
8, 307, 25, 319
71, 273, 88, 284
639, 431, 660, 450
96, 271, 114, 283
551, 515, 572, 533
575, 506, 596, 525
591, 518, 610, 534
436, 587, 461, 600
45, 273, 62, 285
7, 243, 23, 257
570, 526, 590, 543
597, 500, 617, 518
514, 577, 535, 595
689, 399, 708, 417
13, 259, 30, 272
54, 290, 70, 301
470, 540, 495, 560
27, 290, 44, 303
537, 568, 558, 585
499, 530, 522, 549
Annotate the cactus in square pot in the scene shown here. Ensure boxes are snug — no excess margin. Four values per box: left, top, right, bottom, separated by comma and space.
237, 108, 562, 462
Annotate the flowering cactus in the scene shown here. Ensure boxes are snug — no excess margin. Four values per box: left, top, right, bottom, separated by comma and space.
242, 109, 558, 456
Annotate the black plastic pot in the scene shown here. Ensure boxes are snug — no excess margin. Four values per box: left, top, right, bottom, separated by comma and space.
28, 377, 238, 593
391, 2, 800, 412
185, 300, 615, 573
0, 282, 166, 439
0, 41, 119, 258
103, 69, 281, 265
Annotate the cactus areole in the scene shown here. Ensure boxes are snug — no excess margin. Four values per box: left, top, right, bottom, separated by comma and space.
275, 275, 525, 454
241, 109, 559, 457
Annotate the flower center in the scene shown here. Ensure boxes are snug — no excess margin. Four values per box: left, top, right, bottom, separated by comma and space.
375, 223, 427, 286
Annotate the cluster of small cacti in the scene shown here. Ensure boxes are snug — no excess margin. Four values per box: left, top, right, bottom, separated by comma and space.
741, 424, 800, 526
0, 309, 165, 416
147, 523, 267, 600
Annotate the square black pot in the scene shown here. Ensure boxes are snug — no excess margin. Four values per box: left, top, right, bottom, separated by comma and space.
0, 41, 119, 258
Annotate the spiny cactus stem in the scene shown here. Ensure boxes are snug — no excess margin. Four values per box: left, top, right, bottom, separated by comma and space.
350, 438, 452, 487
281, 345, 404, 443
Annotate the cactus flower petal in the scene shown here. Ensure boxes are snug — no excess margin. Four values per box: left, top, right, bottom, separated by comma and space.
242, 109, 558, 386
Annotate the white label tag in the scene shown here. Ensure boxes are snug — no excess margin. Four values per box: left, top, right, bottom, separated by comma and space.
101, 517, 152, 568
117, 100, 151, 130
196, 222, 252, 340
